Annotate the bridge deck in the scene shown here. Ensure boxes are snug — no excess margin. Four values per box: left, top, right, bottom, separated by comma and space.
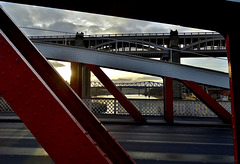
0, 114, 234, 164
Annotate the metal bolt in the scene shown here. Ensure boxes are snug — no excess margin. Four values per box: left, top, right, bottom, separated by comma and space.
0, 56, 5, 61
7, 50, 12, 54
15, 58, 20, 63
8, 65, 12, 70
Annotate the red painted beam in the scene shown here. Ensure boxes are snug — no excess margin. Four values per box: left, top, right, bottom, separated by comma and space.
86, 64, 146, 122
0, 8, 135, 164
226, 34, 240, 164
182, 80, 231, 124
0, 33, 111, 164
164, 77, 174, 123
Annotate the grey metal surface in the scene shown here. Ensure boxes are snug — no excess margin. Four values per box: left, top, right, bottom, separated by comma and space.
34, 42, 229, 89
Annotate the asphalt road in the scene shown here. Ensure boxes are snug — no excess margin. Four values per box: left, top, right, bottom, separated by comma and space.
0, 119, 234, 164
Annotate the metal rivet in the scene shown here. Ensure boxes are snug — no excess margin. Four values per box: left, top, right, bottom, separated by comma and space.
8, 50, 12, 54
42, 123, 47, 127
9, 81, 14, 86
32, 95, 37, 100
15, 58, 20, 63
75, 131, 80, 135
0, 40, 4, 46
0, 56, 5, 61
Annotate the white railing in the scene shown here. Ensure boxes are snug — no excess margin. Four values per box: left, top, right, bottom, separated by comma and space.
83, 98, 231, 117
0, 95, 231, 117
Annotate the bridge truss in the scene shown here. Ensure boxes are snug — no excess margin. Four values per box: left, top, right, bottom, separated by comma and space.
91, 81, 163, 88
0, 5, 237, 164
30, 32, 226, 58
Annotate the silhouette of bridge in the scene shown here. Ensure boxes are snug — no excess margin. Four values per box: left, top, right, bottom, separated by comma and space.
30, 32, 226, 58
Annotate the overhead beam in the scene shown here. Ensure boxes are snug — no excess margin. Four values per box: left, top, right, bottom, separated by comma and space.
34, 42, 229, 89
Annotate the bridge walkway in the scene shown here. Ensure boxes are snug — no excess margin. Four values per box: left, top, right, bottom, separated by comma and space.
0, 114, 234, 164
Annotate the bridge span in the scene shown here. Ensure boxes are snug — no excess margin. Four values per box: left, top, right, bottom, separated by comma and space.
30, 32, 226, 58
34, 42, 229, 89
0, 4, 235, 164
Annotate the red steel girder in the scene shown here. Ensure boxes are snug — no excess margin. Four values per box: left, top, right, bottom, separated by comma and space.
164, 77, 174, 123
226, 34, 240, 164
0, 32, 111, 163
85, 64, 146, 122
182, 80, 231, 124
0, 8, 135, 164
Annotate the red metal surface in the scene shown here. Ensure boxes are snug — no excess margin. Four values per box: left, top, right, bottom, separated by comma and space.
182, 80, 231, 124
0, 32, 111, 164
86, 64, 146, 122
226, 34, 239, 164
0, 8, 135, 164
164, 77, 174, 123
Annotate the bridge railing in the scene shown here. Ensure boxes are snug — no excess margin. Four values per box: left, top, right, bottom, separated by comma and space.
28, 32, 221, 40
82, 98, 231, 117
0, 95, 231, 117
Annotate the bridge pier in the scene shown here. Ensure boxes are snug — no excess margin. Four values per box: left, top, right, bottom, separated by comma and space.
169, 30, 182, 100
70, 33, 91, 98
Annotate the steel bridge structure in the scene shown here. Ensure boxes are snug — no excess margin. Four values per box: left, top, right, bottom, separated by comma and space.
30, 32, 226, 58
1, 1, 240, 164
91, 81, 163, 88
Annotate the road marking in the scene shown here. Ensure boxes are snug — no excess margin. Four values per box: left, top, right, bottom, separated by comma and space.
0, 147, 48, 156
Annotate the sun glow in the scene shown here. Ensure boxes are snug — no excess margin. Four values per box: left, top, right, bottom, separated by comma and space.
49, 60, 71, 83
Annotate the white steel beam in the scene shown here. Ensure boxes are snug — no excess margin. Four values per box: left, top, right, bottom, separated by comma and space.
33, 42, 229, 89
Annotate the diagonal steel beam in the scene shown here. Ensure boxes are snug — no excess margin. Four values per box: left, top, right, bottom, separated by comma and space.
181, 80, 231, 124
34, 42, 229, 89
0, 7, 135, 164
0, 31, 111, 164
86, 64, 146, 122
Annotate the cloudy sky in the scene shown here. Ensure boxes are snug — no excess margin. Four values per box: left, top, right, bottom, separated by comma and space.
0, 2, 228, 84
0, 1, 214, 36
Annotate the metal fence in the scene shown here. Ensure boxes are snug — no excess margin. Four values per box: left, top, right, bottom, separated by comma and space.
82, 98, 231, 117
0, 95, 231, 117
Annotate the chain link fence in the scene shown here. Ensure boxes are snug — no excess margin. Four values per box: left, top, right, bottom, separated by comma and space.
0, 95, 231, 117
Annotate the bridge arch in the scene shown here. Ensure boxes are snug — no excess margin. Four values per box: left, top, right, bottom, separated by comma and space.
181, 37, 225, 51
91, 39, 168, 52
